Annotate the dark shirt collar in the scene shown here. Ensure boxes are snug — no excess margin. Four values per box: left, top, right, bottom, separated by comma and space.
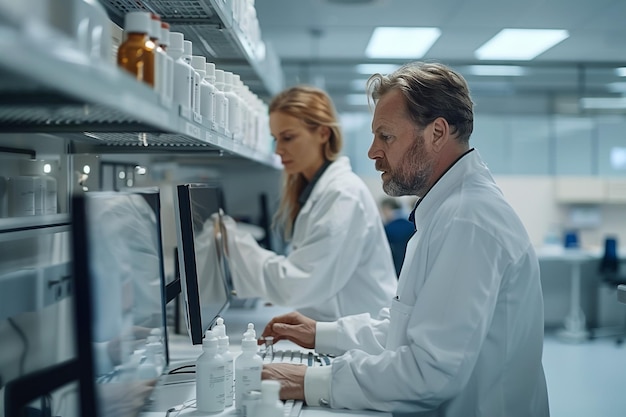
298, 159, 333, 207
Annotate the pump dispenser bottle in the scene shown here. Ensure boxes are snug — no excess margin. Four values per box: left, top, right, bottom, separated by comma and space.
212, 317, 234, 407
117, 11, 155, 85
166, 32, 193, 113
196, 330, 226, 413
235, 323, 262, 413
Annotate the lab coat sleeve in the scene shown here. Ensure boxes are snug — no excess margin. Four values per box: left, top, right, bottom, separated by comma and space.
225, 191, 374, 309
316, 309, 390, 356
325, 220, 508, 413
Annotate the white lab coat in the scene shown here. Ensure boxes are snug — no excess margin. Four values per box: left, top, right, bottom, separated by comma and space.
226, 156, 398, 321
305, 150, 549, 416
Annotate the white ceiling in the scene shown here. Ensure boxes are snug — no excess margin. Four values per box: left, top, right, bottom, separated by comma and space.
254, 0, 626, 113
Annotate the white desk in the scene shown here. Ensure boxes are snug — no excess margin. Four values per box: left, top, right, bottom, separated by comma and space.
537, 247, 598, 343
140, 334, 390, 417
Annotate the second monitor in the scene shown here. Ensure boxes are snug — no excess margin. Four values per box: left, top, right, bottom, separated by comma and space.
174, 183, 231, 345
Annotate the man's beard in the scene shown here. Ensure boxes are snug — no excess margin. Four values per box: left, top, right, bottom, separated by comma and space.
382, 134, 434, 197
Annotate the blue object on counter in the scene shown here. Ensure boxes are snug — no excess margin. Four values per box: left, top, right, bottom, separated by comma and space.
564, 230, 579, 248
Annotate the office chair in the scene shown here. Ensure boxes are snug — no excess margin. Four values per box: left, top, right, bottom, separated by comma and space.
591, 236, 626, 345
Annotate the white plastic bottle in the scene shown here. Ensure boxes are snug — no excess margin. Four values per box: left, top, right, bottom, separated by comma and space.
183, 40, 201, 117
255, 380, 283, 417
204, 62, 219, 130
212, 317, 234, 407
196, 330, 226, 413
223, 71, 242, 141
149, 14, 168, 105
214, 69, 230, 134
166, 32, 193, 113
235, 323, 262, 413
159, 22, 174, 108
191, 56, 214, 125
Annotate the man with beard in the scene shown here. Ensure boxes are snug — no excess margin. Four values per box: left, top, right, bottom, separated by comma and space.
258, 62, 549, 417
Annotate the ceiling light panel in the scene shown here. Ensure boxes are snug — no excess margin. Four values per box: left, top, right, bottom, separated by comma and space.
355, 64, 400, 75
465, 65, 527, 76
475, 29, 569, 61
365, 27, 441, 58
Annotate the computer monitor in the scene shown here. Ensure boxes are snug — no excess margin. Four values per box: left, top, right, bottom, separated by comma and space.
173, 183, 231, 345
71, 189, 169, 417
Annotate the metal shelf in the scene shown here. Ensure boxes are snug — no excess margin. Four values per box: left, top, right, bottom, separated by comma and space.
0, 22, 281, 169
99, 0, 284, 98
0, 214, 70, 242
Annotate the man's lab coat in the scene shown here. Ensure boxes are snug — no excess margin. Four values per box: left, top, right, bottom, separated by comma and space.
306, 150, 550, 416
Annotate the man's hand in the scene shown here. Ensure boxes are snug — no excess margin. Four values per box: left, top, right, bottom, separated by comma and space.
260, 311, 317, 349
262, 363, 307, 400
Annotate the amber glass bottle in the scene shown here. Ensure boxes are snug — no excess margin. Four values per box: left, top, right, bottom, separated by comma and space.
117, 11, 155, 86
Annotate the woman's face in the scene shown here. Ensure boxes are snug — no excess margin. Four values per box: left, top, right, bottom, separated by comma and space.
270, 111, 328, 180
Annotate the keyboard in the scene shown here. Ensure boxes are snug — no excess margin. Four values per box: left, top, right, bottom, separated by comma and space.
260, 349, 332, 417
260, 349, 332, 367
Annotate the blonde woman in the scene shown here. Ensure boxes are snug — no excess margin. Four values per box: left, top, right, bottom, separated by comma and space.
224, 85, 397, 321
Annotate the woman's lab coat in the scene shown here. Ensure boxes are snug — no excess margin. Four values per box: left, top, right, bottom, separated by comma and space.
306, 150, 549, 416
226, 156, 398, 321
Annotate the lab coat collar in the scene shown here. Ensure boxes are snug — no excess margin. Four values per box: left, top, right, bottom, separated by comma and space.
411, 148, 488, 228
304, 156, 352, 206
298, 159, 333, 208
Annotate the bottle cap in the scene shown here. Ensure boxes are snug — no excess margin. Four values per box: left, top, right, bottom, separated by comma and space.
205, 62, 216, 79
150, 13, 161, 41
213, 316, 226, 337
218, 335, 230, 348
124, 11, 151, 34
241, 323, 257, 350
215, 69, 225, 85
203, 329, 219, 350
224, 71, 233, 87
261, 380, 281, 401
160, 22, 170, 46
169, 32, 184, 52
183, 40, 193, 57
191, 55, 207, 74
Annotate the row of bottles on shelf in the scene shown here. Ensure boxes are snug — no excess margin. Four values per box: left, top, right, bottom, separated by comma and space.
227, 0, 265, 60
117, 10, 272, 154
0, 175, 57, 218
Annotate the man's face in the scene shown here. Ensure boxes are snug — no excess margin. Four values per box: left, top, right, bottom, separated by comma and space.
368, 89, 435, 197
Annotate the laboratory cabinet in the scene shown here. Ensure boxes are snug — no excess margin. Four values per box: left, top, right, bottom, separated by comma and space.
0, 1, 283, 414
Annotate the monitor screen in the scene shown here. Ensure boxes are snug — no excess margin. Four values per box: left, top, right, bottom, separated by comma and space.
174, 183, 231, 345
71, 189, 168, 417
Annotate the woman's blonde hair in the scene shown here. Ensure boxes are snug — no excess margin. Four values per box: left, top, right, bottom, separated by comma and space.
269, 85, 343, 239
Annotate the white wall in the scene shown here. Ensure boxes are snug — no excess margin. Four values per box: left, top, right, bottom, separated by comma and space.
363, 173, 626, 251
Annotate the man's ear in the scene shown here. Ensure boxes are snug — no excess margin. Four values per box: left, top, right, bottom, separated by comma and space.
431, 117, 449, 152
